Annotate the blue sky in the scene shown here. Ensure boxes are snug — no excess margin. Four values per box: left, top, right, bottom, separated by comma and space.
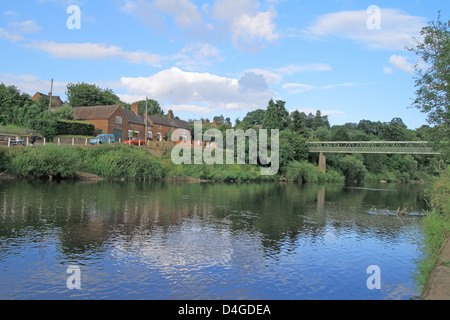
0, 0, 448, 128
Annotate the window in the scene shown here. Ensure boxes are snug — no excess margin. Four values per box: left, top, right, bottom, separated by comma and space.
170, 126, 174, 131
115, 116, 122, 124
156, 133, 162, 141
148, 131, 152, 139
98, 129, 103, 134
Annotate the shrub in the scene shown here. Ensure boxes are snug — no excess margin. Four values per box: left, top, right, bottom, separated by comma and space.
8, 145, 80, 179
338, 155, 368, 182
284, 161, 325, 183
81, 144, 166, 180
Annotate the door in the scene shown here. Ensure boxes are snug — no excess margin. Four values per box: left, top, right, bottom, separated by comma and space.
113, 129, 123, 142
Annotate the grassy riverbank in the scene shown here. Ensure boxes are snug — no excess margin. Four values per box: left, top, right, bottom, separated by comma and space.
0, 144, 440, 184
413, 167, 450, 291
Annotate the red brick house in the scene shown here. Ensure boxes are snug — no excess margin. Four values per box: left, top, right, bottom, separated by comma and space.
146, 110, 191, 142
73, 103, 191, 142
73, 105, 151, 141
32, 92, 64, 109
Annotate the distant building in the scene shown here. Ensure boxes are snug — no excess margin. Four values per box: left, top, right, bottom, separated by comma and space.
32, 92, 64, 109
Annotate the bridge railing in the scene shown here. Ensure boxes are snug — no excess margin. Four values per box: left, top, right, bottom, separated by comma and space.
306, 141, 439, 154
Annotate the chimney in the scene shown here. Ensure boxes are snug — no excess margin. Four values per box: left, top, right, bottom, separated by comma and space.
168, 110, 173, 119
131, 102, 139, 115
205, 118, 210, 124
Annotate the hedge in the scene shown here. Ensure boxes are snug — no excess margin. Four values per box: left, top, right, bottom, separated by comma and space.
56, 120, 95, 137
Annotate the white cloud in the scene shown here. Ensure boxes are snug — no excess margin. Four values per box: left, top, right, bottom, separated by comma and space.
282, 83, 315, 93
120, 0, 280, 52
8, 20, 41, 34
0, 73, 67, 97
283, 82, 356, 94
244, 63, 332, 86
389, 54, 415, 73
304, 9, 426, 50
174, 43, 223, 70
231, 8, 279, 51
383, 66, 393, 74
120, 67, 274, 113
153, 0, 203, 28
0, 28, 23, 42
27, 41, 163, 66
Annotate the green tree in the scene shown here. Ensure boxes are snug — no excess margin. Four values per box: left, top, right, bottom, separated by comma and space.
332, 126, 350, 141
339, 155, 368, 182
408, 13, 450, 160
243, 109, 266, 126
0, 83, 33, 125
136, 99, 164, 116
279, 129, 309, 169
262, 99, 290, 131
290, 110, 307, 135
66, 82, 125, 107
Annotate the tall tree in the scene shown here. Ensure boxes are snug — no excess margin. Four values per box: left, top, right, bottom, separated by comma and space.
408, 13, 450, 160
262, 99, 290, 131
290, 110, 307, 135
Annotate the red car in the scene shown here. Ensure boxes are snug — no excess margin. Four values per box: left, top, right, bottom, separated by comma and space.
123, 137, 146, 146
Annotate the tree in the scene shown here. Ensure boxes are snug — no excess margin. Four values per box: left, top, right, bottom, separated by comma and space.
242, 109, 266, 125
290, 110, 307, 135
279, 129, 309, 168
262, 99, 290, 131
66, 82, 125, 107
136, 99, 163, 116
0, 83, 33, 125
408, 13, 450, 160
332, 126, 350, 141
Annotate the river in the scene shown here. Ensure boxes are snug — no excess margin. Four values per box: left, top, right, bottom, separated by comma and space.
0, 180, 427, 300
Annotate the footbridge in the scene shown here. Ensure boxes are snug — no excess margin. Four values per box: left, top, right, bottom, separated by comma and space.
306, 141, 439, 173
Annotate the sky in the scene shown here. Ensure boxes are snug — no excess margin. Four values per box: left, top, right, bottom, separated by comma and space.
0, 0, 448, 129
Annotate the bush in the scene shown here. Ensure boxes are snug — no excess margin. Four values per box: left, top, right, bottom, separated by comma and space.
284, 161, 325, 183
338, 155, 368, 182
8, 145, 80, 179
81, 144, 166, 180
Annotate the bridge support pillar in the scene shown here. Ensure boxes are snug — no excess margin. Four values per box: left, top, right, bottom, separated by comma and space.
319, 152, 326, 174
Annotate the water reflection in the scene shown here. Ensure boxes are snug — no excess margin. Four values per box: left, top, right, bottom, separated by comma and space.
0, 180, 426, 299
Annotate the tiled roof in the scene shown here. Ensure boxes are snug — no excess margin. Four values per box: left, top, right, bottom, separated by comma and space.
73, 105, 121, 120
148, 115, 191, 131
123, 108, 151, 126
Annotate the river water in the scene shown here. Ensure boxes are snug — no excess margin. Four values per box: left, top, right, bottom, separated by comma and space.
0, 180, 426, 300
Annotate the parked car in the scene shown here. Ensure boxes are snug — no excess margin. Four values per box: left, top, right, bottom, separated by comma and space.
123, 137, 146, 146
89, 134, 115, 145
10, 137, 25, 147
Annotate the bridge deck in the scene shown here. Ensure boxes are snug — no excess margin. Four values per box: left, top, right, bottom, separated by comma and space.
306, 141, 439, 154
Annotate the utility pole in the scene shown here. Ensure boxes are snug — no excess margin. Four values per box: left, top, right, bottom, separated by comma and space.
49, 79, 53, 109
145, 97, 148, 144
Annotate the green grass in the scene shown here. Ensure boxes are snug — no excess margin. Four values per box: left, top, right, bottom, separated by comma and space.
413, 167, 450, 291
